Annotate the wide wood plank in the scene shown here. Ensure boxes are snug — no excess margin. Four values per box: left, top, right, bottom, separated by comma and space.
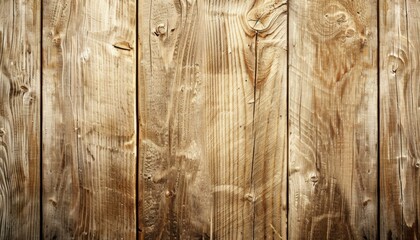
289, 0, 378, 239
380, 0, 420, 238
0, 0, 41, 238
139, 0, 287, 238
42, 0, 137, 238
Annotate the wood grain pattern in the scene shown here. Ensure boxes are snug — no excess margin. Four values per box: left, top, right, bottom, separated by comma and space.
251, 1, 287, 239
42, 0, 137, 238
0, 0, 41, 238
139, 0, 212, 238
380, 0, 420, 238
139, 0, 287, 238
289, 0, 378, 239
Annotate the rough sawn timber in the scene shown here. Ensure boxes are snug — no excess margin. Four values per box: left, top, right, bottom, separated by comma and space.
42, 0, 137, 238
0, 0, 41, 238
289, 0, 378, 239
139, 0, 287, 239
380, 0, 420, 238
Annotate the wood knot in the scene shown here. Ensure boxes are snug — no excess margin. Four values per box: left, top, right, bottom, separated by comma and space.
0, 128, 5, 137
244, 193, 254, 202
153, 24, 166, 36
20, 84, 29, 92
113, 41, 133, 51
310, 174, 319, 186
363, 198, 371, 207
247, 1, 287, 32
165, 190, 175, 198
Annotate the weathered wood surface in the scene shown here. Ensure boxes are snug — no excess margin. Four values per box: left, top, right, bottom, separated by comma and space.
139, 0, 287, 239
250, 1, 288, 238
3, 0, 420, 238
42, 0, 137, 239
380, 0, 420, 238
138, 0, 212, 238
289, 0, 378, 239
0, 0, 41, 239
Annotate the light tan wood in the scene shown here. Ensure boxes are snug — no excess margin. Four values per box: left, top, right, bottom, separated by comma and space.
42, 0, 137, 238
289, 0, 378, 239
138, 0, 213, 238
0, 0, 41, 238
251, 0, 288, 238
380, 0, 420, 238
139, 0, 287, 238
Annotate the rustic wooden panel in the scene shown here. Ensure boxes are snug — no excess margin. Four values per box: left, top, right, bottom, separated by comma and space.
42, 0, 137, 238
139, 0, 287, 238
0, 0, 41, 238
289, 0, 378, 239
251, 1, 287, 238
380, 0, 420, 238
138, 0, 213, 238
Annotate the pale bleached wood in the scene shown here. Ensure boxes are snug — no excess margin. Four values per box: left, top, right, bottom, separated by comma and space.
42, 0, 136, 238
380, 0, 420, 238
289, 0, 378, 239
0, 0, 41, 238
139, 0, 287, 238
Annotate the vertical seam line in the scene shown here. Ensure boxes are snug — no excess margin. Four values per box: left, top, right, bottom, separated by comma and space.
40, 0, 44, 238
135, 0, 140, 238
286, 0, 290, 239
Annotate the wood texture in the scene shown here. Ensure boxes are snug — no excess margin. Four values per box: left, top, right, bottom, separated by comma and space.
380, 0, 420, 238
4, 1, 420, 238
138, 0, 212, 238
42, 0, 137, 238
289, 0, 378, 239
0, 0, 41, 238
139, 0, 287, 238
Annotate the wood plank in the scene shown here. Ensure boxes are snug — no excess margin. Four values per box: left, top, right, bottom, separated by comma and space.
380, 0, 420, 238
138, 1, 220, 238
203, 2, 256, 237
251, 0, 288, 239
289, 0, 378, 239
0, 0, 41, 238
42, 0, 137, 238
139, 0, 287, 238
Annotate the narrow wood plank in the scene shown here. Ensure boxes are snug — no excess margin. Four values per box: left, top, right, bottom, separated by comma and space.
138, 1, 227, 238
380, 0, 420, 238
250, 0, 288, 239
138, 1, 215, 238
289, 0, 378, 239
139, 0, 287, 238
42, 0, 137, 238
0, 0, 41, 238
203, 2, 257, 237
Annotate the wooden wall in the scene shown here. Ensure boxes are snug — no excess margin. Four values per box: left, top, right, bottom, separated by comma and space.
0, 0, 419, 239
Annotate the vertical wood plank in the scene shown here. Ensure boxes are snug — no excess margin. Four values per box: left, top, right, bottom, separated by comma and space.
250, 1, 288, 239
203, 1, 256, 238
42, 0, 137, 238
0, 0, 41, 238
139, 0, 287, 238
138, 0, 214, 238
289, 0, 378, 239
380, 0, 420, 238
